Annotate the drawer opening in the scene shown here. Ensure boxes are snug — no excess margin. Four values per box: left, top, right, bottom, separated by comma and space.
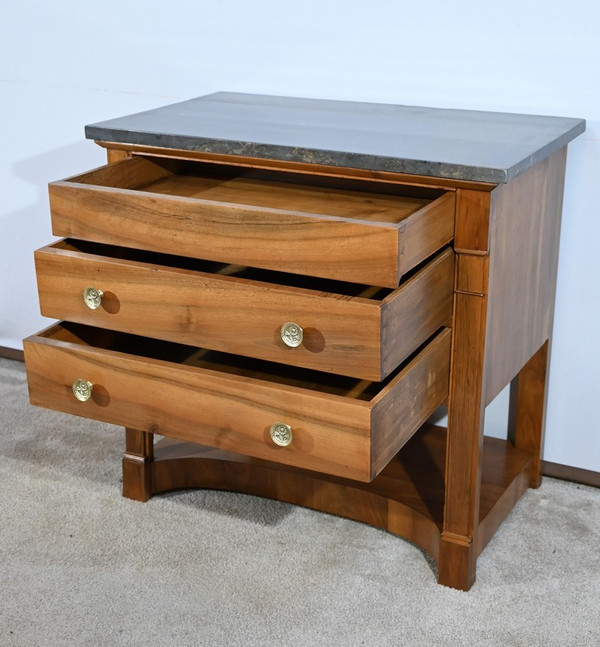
51, 156, 455, 288
68, 155, 449, 226
56, 238, 402, 301
41, 322, 447, 403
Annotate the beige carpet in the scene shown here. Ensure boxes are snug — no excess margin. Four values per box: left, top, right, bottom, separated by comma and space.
1, 357, 599, 646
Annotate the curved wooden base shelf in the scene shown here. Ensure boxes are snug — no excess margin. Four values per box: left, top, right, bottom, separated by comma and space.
122, 424, 532, 580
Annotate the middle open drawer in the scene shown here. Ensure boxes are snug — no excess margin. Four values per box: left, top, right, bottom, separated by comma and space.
35, 240, 453, 381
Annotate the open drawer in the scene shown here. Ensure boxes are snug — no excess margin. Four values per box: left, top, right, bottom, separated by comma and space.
24, 323, 451, 481
35, 240, 454, 381
48, 156, 455, 288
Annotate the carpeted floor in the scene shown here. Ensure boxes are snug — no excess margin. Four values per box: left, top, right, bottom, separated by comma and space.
1, 356, 599, 646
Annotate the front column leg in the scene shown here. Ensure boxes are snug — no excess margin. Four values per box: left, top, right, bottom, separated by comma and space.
122, 428, 154, 501
439, 189, 492, 590
438, 287, 488, 590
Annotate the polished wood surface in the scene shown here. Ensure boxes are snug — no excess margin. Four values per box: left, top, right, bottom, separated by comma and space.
68, 155, 175, 189
24, 323, 450, 482
142, 170, 432, 224
456, 254, 488, 296
484, 149, 567, 403
49, 156, 454, 287
398, 192, 454, 280
35, 240, 453, 381
106, 148, 131, 164
435, 149, 568, 589
370, 332, 450, 476
440, 183, 493, 588
508, 341, 550, 487
440, 280, 489, 589
122, 428, 153, 502
120, 425, 531, 568
380, 248, 453, 377
24, 112, 578, 591
453, 189, 491, 254
477, 448, 531, 554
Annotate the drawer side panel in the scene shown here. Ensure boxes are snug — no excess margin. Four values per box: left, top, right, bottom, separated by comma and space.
371, 328, 451, 478
381, 248, 454, 376
398, 191, 455, 278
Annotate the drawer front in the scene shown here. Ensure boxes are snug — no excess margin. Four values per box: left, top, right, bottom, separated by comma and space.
48, 156, 455, 288
24, 324, 451, 481
35, 241, 454, 381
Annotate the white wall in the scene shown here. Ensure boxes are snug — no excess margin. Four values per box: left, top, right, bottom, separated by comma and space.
1, 1, 598, 471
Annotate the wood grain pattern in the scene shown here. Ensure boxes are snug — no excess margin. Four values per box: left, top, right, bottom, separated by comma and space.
50, 181, 401, 287
122, 428, 154, 502
437, 181, 497, 590
484, 148, 567, 403
150, 434, 443, 560
24, 119, 578, 593
381, 248, 454, 376
24, 324, 450, 482
48, 157, 455, 287
35, 241, 453, 380
141, 172, 433, 224
456, 254, 488, 296
454, 189, 492, 253
440, 256, 490, 589
438, 149, 568, 589
119, 426, 532, 572
106, 149, 132, 164
477, 449, 531, 553
67, 155, 178, 189
371, 329, 451, 476
508, 341, 550, 487
398, 191, 455, 278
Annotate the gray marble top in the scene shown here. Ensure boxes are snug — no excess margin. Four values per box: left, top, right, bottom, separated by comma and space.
85, 92, 585, 184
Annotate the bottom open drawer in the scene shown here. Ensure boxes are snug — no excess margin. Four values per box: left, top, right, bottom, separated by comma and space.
24, 323, 450, 481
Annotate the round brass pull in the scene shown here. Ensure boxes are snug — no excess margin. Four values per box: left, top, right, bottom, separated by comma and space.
72, 378, 93, 402
280, 322, 303, 348
83, 286, 104, 310
270, 422, 293, 447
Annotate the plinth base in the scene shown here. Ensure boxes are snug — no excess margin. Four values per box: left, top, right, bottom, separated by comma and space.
123, 425, 532, 589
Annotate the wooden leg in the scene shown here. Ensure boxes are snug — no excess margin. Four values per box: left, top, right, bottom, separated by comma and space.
508, 341, 550, 488
439, 286, 488, 590
122, 428, 154, 502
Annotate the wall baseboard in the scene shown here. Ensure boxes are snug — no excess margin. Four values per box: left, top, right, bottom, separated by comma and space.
1, 344, 597, 487
0, 346, 24, 362
542, 460, 600, 489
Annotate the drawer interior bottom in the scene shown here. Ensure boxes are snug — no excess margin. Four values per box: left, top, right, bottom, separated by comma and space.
58, 238, 395, 300
48, 322, 436, 402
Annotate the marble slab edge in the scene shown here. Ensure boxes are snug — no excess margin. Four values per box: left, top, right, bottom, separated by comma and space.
85, 123, 585, 185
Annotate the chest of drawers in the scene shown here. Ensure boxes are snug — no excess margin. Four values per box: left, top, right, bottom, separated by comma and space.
24, 93, 584, 590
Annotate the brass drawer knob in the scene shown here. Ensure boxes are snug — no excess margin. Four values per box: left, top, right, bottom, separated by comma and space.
72, 378, 93, 402
270, 422, 293, 447
83, 286, 104, 310
280, 322, 303, 348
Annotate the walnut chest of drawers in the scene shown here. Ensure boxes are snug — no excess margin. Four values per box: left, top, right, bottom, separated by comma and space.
24, 93, 585, 590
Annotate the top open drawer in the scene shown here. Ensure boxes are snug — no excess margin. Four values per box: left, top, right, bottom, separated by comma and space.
49, 156, 455, 288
